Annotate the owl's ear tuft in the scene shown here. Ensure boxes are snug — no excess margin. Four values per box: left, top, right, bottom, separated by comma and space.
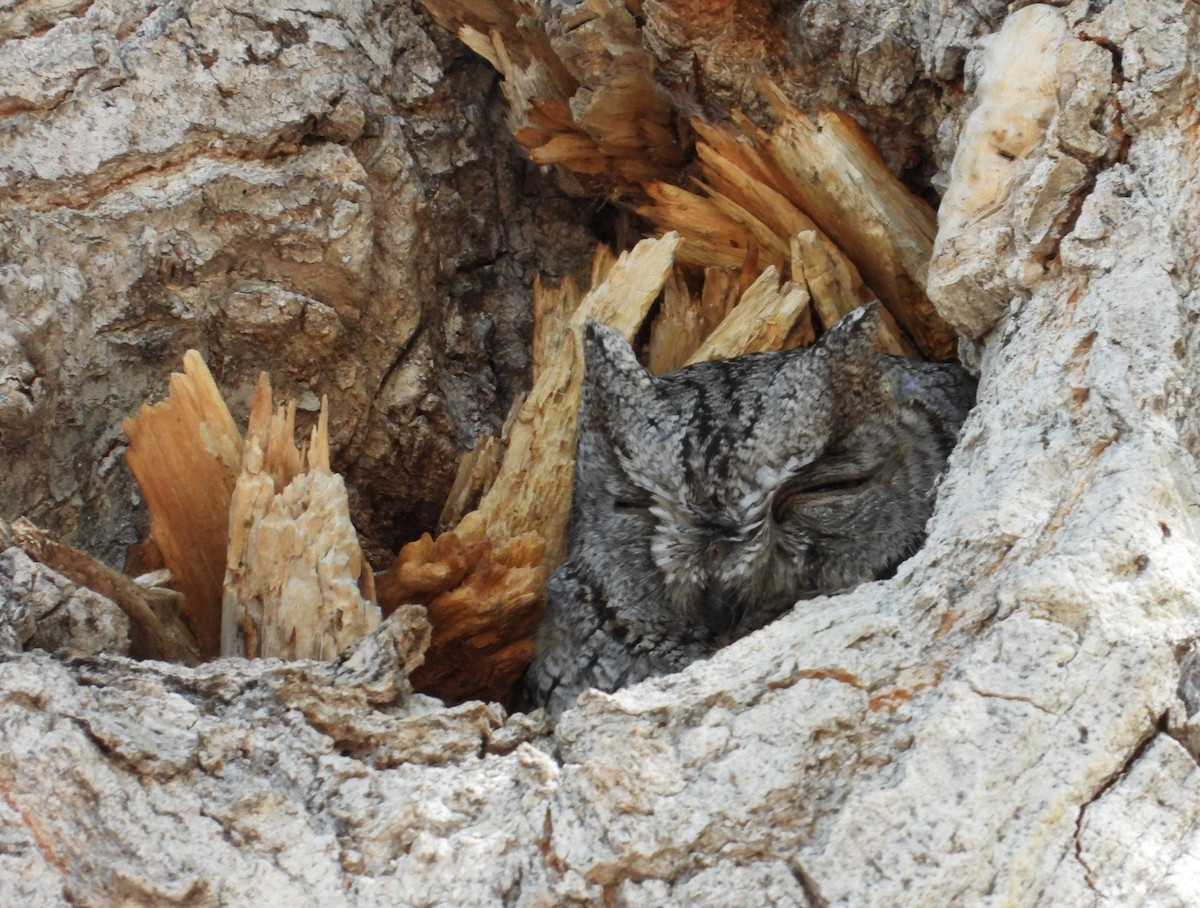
811, 304, 888, 386
582, 320, 653, 395
579, 320, 662, 441
815, 302, 883, 365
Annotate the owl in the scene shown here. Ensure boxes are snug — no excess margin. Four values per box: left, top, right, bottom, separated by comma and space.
521, 304, 976, 717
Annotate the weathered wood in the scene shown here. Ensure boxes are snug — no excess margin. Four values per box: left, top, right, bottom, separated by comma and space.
789, 230, 915, 356
685, 266, 811, 364
638, 181, 757, 270
473, 232, 681, 564
5, 518, 200, 664
757, 81, 956, 359
423, 0, 684, 197
123, 351, 242, 659
646, 266, 735, 375
636, 103, 952, 359
377, 511, 546, 705
221, 376, 380, 660
928, 5, 1111, 339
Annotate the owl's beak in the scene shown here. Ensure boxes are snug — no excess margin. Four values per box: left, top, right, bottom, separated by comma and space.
699, 586, 747, 641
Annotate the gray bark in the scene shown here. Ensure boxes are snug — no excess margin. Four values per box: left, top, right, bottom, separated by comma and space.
2, 1, 1200, 906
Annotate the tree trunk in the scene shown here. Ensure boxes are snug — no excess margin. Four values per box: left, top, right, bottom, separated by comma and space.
2, 1, 1199, 906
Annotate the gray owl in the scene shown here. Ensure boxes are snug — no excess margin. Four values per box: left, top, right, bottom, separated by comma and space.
521, 304, 975, 717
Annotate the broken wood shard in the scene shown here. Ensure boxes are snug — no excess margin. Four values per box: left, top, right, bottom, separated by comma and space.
756, 83, 954, 359
646, 266, 735, 375
5, 517, 201, 665
686, 265, 812, 364
789, 232, 914, 356
123, 351, 242, 659
377, 511, 547, 705
638, 181, 757, 271
423, 0, 684, 198
423, 1, 955, 360
222, 377, 380, 661
635, 91, 954, 359
474, 232, 681, 564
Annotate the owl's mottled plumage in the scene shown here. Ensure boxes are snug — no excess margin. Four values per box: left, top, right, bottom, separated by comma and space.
522, 305, 975, 717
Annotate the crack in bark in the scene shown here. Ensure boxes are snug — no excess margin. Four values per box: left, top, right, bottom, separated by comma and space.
966, 681, 1055, 715
1076, 31, 1132, 167
1072, 712, 1168, 893
0, 139, 322, 211
791, 859, 830, 908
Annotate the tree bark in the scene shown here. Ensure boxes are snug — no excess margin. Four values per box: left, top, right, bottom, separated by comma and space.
2, 1, 1200, 906
0, 0, 597, 567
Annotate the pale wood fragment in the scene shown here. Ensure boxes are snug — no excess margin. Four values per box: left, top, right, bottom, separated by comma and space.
647, 267, 708, 375
699, 181, 792, 268
789, 230, 866, 331
532, 272, 584, 383
690, 116, 782, 190
5, 518, 201, 664
438, 261, 590, 533
756, 81, 955, 359
789, 231, 914, 356
437, 432, 504, 534
123, 351, 242, 658
686, 266, 812, 364
644, 88, 954, 359
474, 232, 680, 563
221, 379, 379, 661
588, 243, 619, 291
700, 266, 744, 332
695, 140, 822, 253
638, 182, 756, 270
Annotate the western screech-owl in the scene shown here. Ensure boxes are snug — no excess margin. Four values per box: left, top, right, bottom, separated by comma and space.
521, 304, 975, 717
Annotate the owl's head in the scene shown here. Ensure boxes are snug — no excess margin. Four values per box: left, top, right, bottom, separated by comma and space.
569, 305, 958, 643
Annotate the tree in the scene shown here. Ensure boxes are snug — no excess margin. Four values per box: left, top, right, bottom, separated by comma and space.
1, 1, 1198, 904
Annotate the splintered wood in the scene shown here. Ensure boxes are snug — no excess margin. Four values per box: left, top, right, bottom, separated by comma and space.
123, 351, 242, 658
421, 0, 683, 197
641, 92, 956, 359
421, 0, 954, 358
646, 266, 736, 374
125, 355, 381, 665
472, 232, 679, 563
757, 82, 953, 359
221, 376, 380, 661
377, 512, 546, 705
5, 517, 200, 664
686, 266, 811, 364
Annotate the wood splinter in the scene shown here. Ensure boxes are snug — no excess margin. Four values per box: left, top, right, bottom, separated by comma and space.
123, 351, 243, 659
221, 374, 380, 661
3, 518, 201, 665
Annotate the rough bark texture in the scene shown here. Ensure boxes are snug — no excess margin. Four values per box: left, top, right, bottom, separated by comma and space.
0, 0, 597, 567
3, 1, 1200, 906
